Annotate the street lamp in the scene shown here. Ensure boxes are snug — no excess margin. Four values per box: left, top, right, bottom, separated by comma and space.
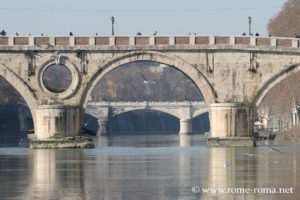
111, 16, 115, 36
248, 16, 252, 36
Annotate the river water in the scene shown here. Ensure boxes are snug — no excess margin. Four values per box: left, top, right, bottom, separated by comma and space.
0, 134, 299, 200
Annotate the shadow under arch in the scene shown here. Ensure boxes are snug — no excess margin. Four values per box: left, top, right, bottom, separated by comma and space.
254, 63, 300, 107
109, 109, 180, 135
80, 51, 217, 109
82, 113, 98, 134
114, 107, 181, 119
192, 112, 210, 134
0, 65, 38, 131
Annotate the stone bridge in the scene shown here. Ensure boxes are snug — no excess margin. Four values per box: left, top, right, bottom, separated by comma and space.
1, 35, 300, 144
86, 101, 208, 135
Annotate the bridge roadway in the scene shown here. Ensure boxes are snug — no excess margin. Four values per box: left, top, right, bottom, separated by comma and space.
86, 101, 208, 135
1, 34, 300, 146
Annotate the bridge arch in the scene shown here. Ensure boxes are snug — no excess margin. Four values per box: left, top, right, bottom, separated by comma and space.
193, 110, 209, 118
112, 107, 181, 119
254, 63, 300, 107
112, 107, 209, 120
80, 51, 216, 108
109, 109, 181, 134
0, 65, 38, 129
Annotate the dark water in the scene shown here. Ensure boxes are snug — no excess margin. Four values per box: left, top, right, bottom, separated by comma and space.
0, 134, 299, 200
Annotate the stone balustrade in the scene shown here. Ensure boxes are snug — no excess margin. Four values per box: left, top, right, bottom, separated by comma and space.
0, 35, 299, 48
87, 101, 207, 107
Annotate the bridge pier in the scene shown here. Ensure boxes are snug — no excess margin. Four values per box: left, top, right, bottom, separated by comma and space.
31, 105, 94, 148
208, 103, 255, 147
178, 105, 193, 135
35, 105, 81, 139
179, 118, 192, 135
98, 117, 110, 136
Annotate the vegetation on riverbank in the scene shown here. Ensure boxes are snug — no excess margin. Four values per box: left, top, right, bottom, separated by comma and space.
275, 125, 300, 144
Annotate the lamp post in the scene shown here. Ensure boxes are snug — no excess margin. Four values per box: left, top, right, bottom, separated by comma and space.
111, 16, 115, 36
248, 16, 252, 36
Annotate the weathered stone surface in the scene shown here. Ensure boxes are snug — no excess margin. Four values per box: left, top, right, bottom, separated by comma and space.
235, 37, 250, 45
95, 37, 109, 45
277, 39, 292, 47
256, 38, 271, 46
135, 37, 149, 45
155, 37, 169, 45
0, 37, 8, 45
55, 37, 69, 45
75, 37, 89, 45
35, 37, 49, 46
0, 35, 299, 144
175, 37, 189, 44
207, 137, 256, 147
215, 36, 229, 44
195, 36, 209, 44
29, 136, 95, 149
115, 37, 129, 45
210, 103, 253, 138
35, 106, 81, 139
14, 37, 29, 45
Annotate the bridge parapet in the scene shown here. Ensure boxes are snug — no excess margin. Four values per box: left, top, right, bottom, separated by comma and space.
87, 101, 208, 118
0, 35, 299, 49
87, 101, 206, 107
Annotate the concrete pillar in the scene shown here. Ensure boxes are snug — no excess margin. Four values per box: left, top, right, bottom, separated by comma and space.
179, 104, 192, 135
98, 117, 109, 136
35, 105, 81, 139
210, 103, 253, 137
179, 118, 192, 135
96, 106, 110, 136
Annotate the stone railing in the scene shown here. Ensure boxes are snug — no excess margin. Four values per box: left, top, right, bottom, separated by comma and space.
87, 101, 206, 107
0, 35, 299, 48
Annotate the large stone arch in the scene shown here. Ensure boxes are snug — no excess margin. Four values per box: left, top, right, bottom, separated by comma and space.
254, 63, 300, 107
80, 51, 216, 108
0, 64, 38, 130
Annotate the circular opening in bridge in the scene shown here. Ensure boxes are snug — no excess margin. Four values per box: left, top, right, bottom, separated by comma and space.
42, 64, 72, 93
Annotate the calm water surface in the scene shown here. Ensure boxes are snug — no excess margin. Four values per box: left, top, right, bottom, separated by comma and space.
0, 134, 299, 200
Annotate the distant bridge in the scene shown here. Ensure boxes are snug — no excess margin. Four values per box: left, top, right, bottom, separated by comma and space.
86, 101, 208, 135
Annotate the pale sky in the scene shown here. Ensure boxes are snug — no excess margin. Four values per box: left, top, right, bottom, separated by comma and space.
0, 0, 285, 36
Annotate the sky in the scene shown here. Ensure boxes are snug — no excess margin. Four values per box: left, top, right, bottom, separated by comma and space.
0, 0, 286, 36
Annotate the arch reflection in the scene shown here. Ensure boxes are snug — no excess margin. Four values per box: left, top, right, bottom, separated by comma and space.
28, 150, 85, 200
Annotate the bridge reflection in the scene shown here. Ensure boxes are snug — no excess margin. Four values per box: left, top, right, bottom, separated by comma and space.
18, 139, 298, 199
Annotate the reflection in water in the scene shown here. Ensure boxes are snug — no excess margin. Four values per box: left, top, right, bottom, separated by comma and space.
207, 148, 257, 199
0, 135, 299, 200
27, 150, 85, 200
179, 135, 192, 147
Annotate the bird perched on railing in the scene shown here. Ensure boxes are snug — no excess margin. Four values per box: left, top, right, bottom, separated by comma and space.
0, 30, 6, 36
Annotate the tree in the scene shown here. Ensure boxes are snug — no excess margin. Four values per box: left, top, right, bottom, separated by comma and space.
268, 0, 300, 37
